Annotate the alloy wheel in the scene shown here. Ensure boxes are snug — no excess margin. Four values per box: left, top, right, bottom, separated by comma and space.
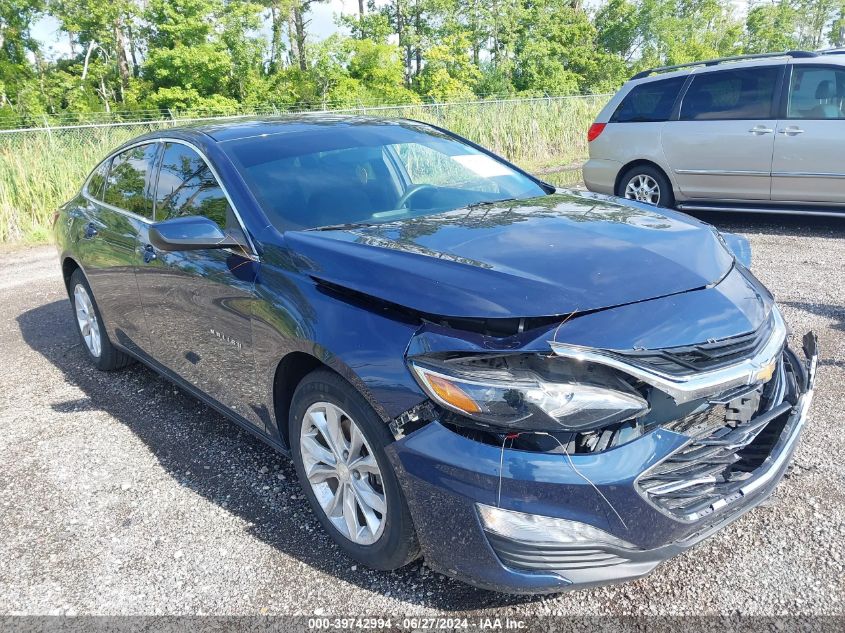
73, 283, 102, 358
624, 174, 661, 205
299, 401, 387, 545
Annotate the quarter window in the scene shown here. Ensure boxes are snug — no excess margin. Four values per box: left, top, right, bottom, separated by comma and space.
102, 144, 159, 217
787, 65, 845, 119
679, 67, 780, 121
611, 76, 686, 123
87, 159, 111, 200
154, 143, 231, 229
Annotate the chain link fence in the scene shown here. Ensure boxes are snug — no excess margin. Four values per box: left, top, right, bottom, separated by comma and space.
0, 94, 609, 243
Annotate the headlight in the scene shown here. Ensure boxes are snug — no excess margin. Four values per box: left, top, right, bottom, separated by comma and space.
409, 360, 648, 432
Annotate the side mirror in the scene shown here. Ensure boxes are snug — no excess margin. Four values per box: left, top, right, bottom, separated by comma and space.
148, 216, 243, 252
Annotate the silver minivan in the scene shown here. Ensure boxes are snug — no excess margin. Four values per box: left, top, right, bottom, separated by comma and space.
584, 50, 845, 216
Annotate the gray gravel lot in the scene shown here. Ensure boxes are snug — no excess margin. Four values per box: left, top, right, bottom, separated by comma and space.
0, 213, 843, 616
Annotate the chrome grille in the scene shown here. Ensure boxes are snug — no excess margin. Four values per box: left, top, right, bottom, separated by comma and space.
638, 362, 793, 520
619, 319, 772, 376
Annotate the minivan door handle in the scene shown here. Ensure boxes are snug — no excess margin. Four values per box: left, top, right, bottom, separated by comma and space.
748, 125, 774, 135
778, 126, 805, 136
142, 243, 157, 263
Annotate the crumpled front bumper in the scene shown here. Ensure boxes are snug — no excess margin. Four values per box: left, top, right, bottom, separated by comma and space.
386, 340, 817, 594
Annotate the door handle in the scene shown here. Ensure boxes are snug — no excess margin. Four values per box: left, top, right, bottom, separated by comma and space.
778, 126, 805, 136
748, 126, 774, 135
143, 243, 157, 263
83, 222, 98, 239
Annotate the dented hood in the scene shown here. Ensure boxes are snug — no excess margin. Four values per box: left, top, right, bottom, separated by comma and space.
284, 192, 734, 319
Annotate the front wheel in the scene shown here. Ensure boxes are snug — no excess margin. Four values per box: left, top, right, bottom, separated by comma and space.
289, 369, 419, 570
617, 165, 674, 208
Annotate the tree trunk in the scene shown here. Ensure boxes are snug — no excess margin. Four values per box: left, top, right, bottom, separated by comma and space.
81, 41, 97, 81
127, 23, 140, 78
113, 19, 130, 101
269, 2, 286, 72
294, 4, 307, 71
414, 0, 421, 76
287, 10, 299, 68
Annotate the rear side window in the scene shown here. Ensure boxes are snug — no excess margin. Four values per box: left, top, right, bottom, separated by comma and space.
680, 66, 780, 121
787, 65, 845, 119
102, 144, 159, 217
154, 143, 231, 229
611, 76, 686, 123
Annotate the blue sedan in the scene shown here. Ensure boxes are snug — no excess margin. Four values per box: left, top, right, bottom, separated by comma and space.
53, 116, 817, 593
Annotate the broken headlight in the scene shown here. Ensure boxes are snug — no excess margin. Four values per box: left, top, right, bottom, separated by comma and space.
409, 360, 648, 433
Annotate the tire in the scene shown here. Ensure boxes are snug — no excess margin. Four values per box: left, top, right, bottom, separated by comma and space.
289, 368, 419, 570
68, 269, 133, 371
617, 164, 675, 208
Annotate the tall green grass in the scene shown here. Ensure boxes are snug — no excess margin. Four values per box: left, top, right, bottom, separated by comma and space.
0, 95, 605, 244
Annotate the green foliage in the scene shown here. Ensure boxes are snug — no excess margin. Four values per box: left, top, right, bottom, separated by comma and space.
4, 0, 845, 121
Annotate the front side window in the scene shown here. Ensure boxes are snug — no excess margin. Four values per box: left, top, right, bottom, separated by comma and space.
611, 76, 686, 123
102, 143, 159, 217
680, 66, 780, 121
787, 65, 845, 119
154, 143, 231, 229
223, 121, 547, 231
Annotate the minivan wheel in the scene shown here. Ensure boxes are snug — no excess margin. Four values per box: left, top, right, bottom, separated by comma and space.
289, 369, 419, 570
68, 269, 133, 371
618, 165, 674, 208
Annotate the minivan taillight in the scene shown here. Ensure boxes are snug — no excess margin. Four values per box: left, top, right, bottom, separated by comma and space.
587, 123, 606, 142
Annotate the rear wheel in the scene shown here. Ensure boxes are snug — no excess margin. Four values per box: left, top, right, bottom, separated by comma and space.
69, 269, 133, 371
618, 165, 674, 208
290, 369, 419, 570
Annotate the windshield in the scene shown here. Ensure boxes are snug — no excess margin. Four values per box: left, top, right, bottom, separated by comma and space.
222, 120, 548, 231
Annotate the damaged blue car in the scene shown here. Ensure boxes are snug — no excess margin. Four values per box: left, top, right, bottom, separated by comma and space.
54, 117, 818, 593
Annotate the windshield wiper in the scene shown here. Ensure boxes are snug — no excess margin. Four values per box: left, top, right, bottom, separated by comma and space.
308, 221, 379, 231
465, 198, 517, 210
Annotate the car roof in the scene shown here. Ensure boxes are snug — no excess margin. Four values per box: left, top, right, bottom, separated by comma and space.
148, 115, 426, 144
630, 50, 845, 85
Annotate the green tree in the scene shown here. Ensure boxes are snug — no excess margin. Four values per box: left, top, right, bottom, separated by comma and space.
0, 0, 43, 110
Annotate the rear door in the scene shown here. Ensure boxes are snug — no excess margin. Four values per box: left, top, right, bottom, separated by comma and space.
135, 141, 263, 428
661, 65, 782, 200
76, 143, 159, 356
771, 63, 845, 204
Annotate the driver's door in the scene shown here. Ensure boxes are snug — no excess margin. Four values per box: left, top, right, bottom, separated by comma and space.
136, 141, 264, 429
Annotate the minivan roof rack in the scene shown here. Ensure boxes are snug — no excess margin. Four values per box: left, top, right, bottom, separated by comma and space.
630, 50, 817, 80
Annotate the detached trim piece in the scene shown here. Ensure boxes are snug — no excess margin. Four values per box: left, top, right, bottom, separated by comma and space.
549, 308, 787, 404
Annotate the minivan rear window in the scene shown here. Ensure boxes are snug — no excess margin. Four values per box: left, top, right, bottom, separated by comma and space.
610, 76, 686, 123
680, 66, 780, 120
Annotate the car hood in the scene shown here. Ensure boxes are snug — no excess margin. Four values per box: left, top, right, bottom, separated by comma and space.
284, 192, 734, 319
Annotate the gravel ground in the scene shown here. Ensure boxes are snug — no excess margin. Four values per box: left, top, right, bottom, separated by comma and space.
0, 213, 843, 617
